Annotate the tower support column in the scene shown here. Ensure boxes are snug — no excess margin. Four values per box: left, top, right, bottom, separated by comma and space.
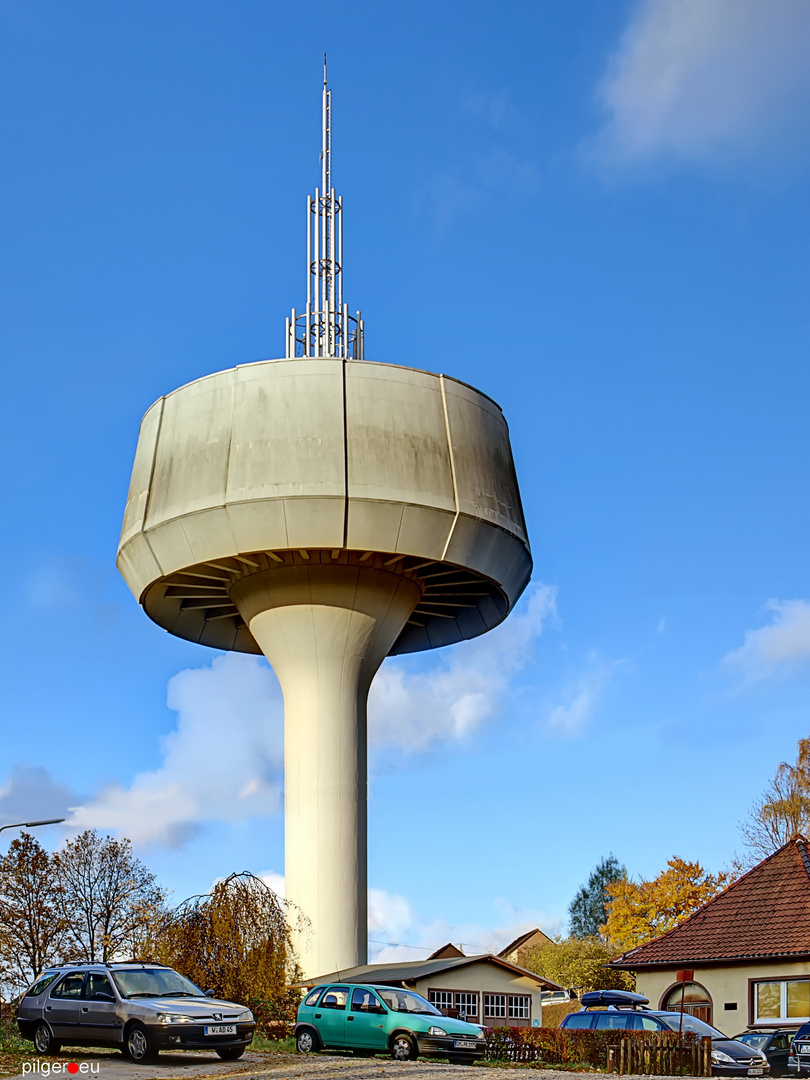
230, 564, 422, 977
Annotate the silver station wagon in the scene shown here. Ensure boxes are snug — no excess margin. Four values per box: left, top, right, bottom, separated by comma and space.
17, 961, 256, 1062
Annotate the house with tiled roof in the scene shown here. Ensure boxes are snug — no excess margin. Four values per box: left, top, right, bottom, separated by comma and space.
609, 836, 810, 1034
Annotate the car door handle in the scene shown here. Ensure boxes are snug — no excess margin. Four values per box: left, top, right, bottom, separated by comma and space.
347, 1016, 354, 1021
45, 1007, 52, 1012
82, 1008, 89, 1013
314, 1013, 321, 1019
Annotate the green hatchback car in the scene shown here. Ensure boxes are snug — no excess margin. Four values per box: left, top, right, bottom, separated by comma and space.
294, 983, 487, 1063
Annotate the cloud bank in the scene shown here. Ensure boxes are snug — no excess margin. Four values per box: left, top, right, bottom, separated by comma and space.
590, 0, 810, 168
724, 599, 810, 684
546, 654, 623, 738
368, 886, 562, 964
369, 583, 557, 750
45, 583, 555, 847
69, 653, 285, 846
0, 765, 78, 833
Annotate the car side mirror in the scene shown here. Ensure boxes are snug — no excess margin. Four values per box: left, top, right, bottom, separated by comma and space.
205, 990, 216, 998
371, 1005, 386, 1014
93, 992, 115, 1003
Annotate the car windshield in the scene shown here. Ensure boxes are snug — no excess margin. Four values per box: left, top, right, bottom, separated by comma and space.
737, 1034, 769, 1049
110, 968, 204, 1000
657, 1012, 726, 1039
377, 989, 442, 1016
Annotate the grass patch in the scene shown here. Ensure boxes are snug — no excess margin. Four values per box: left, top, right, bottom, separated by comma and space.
250, 1036, 296, 1054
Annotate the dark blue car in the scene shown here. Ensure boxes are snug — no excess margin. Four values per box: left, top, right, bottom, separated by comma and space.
559, 990, 770, 1077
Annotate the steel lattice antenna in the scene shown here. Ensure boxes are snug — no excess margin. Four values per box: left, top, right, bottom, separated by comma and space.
286, 56, 364, 359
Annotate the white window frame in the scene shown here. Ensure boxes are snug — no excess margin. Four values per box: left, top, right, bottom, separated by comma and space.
484, 993, 507, 1019
428, 990, 454, 1011
754, 979, 810, 1024
508, 995, 531, 1020
456, 992, 479, 1019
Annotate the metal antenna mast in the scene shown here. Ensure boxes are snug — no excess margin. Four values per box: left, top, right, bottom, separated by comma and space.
286, 56, 364, 359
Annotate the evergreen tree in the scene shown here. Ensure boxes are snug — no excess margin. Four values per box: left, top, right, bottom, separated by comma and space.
568, 854, 626, 938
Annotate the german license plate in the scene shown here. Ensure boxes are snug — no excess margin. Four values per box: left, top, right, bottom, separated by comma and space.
747, 1070, 763, 1076
454, 1040, 477, 1050
204, 1024, 236, 1036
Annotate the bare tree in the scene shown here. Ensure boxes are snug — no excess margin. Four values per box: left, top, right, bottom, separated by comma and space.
0, 833, 68, 993
740, 738, 810, 862
53, 829, 166, 962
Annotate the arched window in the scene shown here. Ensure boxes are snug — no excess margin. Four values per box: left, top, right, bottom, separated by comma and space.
661, 982, 713, 1025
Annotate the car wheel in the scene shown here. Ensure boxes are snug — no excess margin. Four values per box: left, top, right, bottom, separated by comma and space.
33, 1023, 60, 1056
125, 1023, 157, 1063
391, 1034, 417, 1061
296, 1029, 319, 1053
216, 1047, 246, 1060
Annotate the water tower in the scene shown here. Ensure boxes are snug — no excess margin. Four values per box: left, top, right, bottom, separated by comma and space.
118, 66, 531, 977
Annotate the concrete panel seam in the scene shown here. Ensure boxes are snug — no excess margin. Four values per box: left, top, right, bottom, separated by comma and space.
439, 374, 460, 562
281, 498, 291, 547
141, 397, 165, 535
222, 367, 237, 519
142, 532, 167, 583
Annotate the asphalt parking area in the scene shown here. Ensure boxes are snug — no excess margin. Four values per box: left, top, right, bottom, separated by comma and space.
4, 1049, 701, 1080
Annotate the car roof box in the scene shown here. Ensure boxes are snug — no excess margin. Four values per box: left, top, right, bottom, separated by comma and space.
581, 990, 649, 1008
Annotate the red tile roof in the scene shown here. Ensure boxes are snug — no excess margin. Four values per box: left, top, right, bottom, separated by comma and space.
611, 837, 810, 969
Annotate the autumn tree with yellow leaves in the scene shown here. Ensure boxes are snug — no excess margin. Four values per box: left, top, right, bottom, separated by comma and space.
602, 857, 732, 954
145, 872, 306, 1030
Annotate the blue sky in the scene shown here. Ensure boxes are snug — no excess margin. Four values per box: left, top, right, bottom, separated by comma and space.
3, 0, 810, 959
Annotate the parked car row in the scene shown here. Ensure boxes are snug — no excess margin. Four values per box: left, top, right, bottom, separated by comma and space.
15, 966, 810, 1074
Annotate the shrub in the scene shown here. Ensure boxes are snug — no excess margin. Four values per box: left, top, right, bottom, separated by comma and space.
483, 1025, 707, 1070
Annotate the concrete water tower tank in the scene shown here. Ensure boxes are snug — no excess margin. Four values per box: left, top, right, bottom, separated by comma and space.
118, 66, 532, 978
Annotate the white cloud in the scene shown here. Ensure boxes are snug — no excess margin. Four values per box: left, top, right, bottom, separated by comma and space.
367, 887, 563, 964
0, 765, 77, 836
369, 583, 557, 752
589, 0, 810, 168
369, 887, 414, 945
546, 654, 623, 738
68, 653, 285, 846
724, 599, 810, 684
258, 870, 286, 899
61, 583, 556, 847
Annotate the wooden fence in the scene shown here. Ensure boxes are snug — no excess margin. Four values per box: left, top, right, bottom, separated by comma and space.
607, 1033, 712, 1076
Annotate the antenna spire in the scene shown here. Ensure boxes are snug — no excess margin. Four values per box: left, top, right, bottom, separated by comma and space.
286, 59, 364, 360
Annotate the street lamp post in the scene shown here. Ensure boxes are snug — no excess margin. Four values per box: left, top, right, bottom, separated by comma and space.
0, 818, 65, 837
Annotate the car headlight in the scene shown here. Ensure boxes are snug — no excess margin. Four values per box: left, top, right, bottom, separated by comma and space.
428, 1026, 447, 1037
156, 1013, 195, 1024
236, 1009, 253, 1022
712, 1051, 735, 1064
